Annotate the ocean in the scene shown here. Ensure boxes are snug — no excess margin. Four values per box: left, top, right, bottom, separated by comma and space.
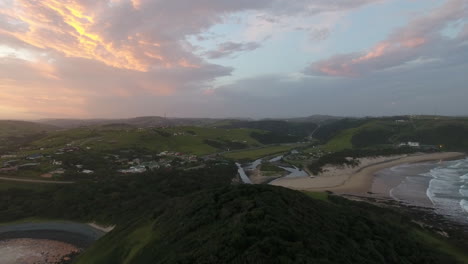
373, 158, 468, 224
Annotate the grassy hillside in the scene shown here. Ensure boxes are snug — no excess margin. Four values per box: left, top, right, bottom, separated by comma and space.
319, 117, 468, 152
26, 126, 263, 156
76, 185, 466, 264
38, 117, 228, 128
222, 120, 318, 144
223, 144, 302, 160
0, 120, 57, 154
0, 120, 56, 138
322, 127, 359, 152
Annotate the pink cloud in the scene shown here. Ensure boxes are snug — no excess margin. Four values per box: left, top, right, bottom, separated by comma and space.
310, 0, 466, 77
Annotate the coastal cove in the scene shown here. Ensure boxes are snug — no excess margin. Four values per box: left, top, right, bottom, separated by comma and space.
270, 152, 466, 193
0, 221, 110, 264
373, 157, 468, 224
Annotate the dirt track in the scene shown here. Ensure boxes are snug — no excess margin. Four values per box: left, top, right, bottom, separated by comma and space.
0, 176, 74, 184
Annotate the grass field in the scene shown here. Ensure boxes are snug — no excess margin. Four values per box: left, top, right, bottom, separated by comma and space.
322, 128, 359, 152
303, 191, 330, 202
0, 181, 52, 191
27, 126, 263, 156
223, 144, 301, 160
0, 217, 68, 227
412, 229, 468, 264
0, 120, 56, 138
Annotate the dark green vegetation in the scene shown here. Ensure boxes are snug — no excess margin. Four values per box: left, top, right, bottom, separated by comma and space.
259, 162, 286, 176
260, 162, 285, 173
0, 162, 236, 225
2, 116, 468, 263
0, 158, 467, 263
0, 120, 57, 153
76, 185, 466, 264
307, 147, 420, 175
26, 126, 261, 155
0, 120, 56, 138
38, 116, 226, 129
223, 144, 301, 160
315, 117, 468, 152
222, 120, 318, 144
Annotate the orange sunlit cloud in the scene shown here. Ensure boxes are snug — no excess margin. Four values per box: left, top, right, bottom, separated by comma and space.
0, 0, 198, 72
0, 82, 89, 119
1, 0, 464, 120
315, 36, 428, 76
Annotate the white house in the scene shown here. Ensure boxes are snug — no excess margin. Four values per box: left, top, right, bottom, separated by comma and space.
408, 142, 420, 147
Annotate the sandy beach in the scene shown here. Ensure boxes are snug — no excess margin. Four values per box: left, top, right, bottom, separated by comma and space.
0, 238, 79, 264
271, 152, 466, 194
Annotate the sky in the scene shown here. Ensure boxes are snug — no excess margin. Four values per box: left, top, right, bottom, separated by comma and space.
0, 0, 467, 120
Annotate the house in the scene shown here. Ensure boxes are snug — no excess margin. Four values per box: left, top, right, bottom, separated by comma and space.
1, 154, 17, 159
50, 168, 66, 174
26, 154, 43, 160
52, 160, 63, 166
18, 163, 40, 168
399, 142, 421, 148
3, 160, 19, 167
141, 161, 160, 170
82, 169, 94, 174
0, 167, 18, 173
119, 165, 147, 174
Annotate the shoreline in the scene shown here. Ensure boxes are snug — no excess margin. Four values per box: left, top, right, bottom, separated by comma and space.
271, 152, 466, 194
0, 222, 108, 264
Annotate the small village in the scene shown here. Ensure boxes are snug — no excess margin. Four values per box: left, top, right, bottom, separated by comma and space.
0, 142, 213, 180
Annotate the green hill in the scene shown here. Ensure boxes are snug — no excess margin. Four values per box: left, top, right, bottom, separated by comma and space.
76, 185, 465, 264
0, 120, 57, 138
0, 120, 57, 154
318, 117, 468, 152
26, 126, 264, 155
222, 120, 318, 144
38, 117, 229, 128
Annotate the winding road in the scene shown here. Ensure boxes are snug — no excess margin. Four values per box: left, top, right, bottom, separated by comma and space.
0, 176, 74, 184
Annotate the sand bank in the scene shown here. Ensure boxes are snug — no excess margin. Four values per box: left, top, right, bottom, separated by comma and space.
271, 152, 466, 194
0, 238, 79, 264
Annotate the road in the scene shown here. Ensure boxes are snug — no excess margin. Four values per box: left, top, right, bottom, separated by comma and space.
310, 124, 321, 138
0, 176, 75, 184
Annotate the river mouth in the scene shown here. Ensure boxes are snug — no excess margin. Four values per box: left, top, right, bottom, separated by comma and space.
0, 222, 106, 264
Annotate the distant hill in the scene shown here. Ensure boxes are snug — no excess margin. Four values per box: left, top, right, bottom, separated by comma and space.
0, 120, 57, 138
279, 114, 344, 124
0, 120, 58, 153
76, 185, 463, 264
220, 120, 319, 144
37, 115, 344, 129
37, 116, 231, 128
26, 126, 265, 155
315, 116, 468, 152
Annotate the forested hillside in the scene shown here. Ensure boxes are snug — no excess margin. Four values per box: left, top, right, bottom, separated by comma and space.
76, 185, 465, 264
315, 117, 468, 151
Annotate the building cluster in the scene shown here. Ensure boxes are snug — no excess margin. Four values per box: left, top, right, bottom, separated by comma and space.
116, 151, 200, 174
398, 142, 421, 148
0, 142, 94, 177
